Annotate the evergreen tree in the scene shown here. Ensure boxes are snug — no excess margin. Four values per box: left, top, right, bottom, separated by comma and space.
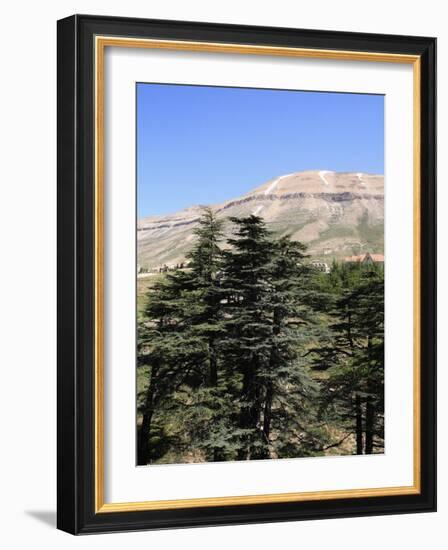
179, 208, 234, 461
136, 211, 385, 464
220, 215, 274, 460
137, 208, 232, 463
311, 263, 384, 455
350, 268, 384, 453
186, 207, 225, 387
137, 273, 208, 464
260, 236, 319, 459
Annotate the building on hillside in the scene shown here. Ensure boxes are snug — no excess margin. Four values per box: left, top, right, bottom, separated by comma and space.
343, 252, 384, 265
311, 260, 331, 274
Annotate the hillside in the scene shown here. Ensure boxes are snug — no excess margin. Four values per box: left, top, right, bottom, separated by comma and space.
137, 170, 384, 271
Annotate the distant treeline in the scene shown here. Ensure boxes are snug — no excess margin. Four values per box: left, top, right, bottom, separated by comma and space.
137, 208, 384, 465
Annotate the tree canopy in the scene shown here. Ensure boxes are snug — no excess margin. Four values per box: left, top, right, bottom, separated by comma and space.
137, 209, 385, 464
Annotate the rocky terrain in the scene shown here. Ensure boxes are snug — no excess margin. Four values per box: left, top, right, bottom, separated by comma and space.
137, 170, 384, 271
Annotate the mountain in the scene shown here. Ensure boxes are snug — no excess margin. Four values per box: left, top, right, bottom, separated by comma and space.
137, 170, 384, 271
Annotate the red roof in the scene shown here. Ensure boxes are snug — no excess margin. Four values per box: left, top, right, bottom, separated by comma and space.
368, 254, 385, 262
343, 253, 384, 263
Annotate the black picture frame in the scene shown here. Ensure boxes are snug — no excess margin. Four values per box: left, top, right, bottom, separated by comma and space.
57, 14, 436, 534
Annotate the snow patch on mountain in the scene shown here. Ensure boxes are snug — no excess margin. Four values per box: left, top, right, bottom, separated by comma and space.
319, 170, 333, 186
252, 173, 293, 215
252, 205, 265, 216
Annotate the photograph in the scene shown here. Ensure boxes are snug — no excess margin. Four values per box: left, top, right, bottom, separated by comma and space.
55, 13, 436, 535
136, 83, 385, 466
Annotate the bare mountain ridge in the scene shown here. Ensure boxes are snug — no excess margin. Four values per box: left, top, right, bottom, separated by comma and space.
138, 170, 384, 271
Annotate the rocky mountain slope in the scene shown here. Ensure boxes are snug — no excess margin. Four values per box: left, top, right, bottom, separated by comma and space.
137, 170, 384, 271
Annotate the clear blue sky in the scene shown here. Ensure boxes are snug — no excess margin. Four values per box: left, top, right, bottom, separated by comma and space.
137, 83, 384, 218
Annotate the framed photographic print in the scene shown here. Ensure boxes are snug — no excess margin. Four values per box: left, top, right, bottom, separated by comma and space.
57, 15, 436, 534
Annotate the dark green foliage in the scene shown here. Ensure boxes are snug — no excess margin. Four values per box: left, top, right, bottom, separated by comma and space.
220, 216, 275, 459
311, 262, 384, 454
137, 210, 385, 465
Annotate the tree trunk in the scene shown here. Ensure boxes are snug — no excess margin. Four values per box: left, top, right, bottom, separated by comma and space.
259, 308, 281, 459
365, 396, 374, 454
263, 381, 273, 441
237, 367, 252, 461
364, 335, 375, 454
355, 393, 363, 455
209, 338, 223, 461
237, 362, 262, 460
209, 339, 218, 387
213, 448, 224, 462
137, 366, 158, 465
260, 380, 273, 459
347, 309, 354, 349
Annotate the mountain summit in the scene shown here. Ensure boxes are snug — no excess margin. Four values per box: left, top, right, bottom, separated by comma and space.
137, 170, 384, 271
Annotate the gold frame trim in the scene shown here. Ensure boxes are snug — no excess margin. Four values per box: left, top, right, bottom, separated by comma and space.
94, 36, 421, 514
